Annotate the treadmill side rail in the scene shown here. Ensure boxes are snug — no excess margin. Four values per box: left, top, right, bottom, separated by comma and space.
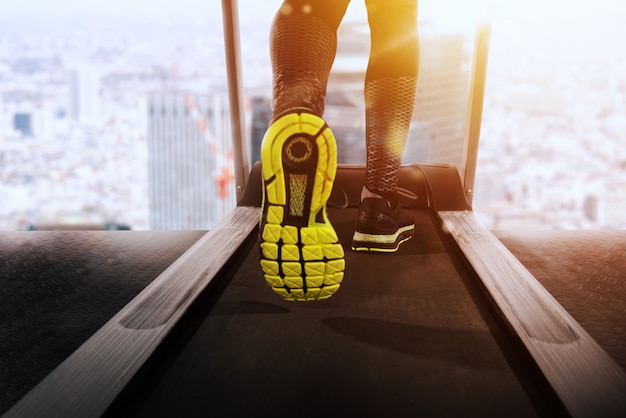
439, 210, 626, 418
5, 206, 260, 418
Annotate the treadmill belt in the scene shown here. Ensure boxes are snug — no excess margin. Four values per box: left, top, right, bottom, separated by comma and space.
112, 209, 540, 417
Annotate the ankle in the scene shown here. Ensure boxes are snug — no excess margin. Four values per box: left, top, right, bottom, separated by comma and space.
361, 187, 398, 207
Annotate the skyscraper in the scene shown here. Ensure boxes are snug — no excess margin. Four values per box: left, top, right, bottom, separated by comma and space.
325, 22, 472, 170
69, 66, 101, 125
410, 32, 470, 171
0, 95, 4, 143
13, 113, 33, 138
147, 91, 236, 230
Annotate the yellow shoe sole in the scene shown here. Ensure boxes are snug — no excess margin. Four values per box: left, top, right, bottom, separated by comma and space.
259, 112, 344, 302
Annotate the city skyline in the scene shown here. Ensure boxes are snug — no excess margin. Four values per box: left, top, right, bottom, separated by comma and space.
1, 1, 626, 230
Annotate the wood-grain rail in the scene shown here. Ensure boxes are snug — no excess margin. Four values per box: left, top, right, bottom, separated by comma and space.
439, 211, 626, 418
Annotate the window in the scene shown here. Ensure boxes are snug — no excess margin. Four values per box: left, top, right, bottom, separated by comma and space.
1, 1, 624, 230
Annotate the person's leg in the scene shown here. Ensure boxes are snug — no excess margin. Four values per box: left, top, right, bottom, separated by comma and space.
260, 0, 350, 301
352, 0, 419, 252
270, 0, 350, 119
364, 0, 419, 194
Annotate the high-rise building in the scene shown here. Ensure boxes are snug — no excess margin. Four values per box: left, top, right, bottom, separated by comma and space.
13, 113, 33, 137
69, 66, 101, 125
0, 95, 4, 143
147, 91, 236, 230
585, 188, 626, 227
411, 32, 471, 170
325, 22, 472, 170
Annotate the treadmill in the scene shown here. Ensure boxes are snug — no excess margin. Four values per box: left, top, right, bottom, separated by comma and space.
2, 2, 626, 417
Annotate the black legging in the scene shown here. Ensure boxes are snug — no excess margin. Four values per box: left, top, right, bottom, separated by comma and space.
271, 0, 419, 193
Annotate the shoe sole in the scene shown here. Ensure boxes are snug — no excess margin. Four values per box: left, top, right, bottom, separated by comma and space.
351, 225, 414, 253
259, 112, 344, 301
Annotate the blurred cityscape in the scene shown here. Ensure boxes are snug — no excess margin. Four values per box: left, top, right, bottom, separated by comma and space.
1, 1, 625, 230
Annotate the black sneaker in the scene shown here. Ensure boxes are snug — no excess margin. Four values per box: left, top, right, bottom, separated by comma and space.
351, 191, 415, 252
259, 112, 345, 301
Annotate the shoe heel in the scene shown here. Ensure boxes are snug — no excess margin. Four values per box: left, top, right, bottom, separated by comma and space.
259, 113, 344, 301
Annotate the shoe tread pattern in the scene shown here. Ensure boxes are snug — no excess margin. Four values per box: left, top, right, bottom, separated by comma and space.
260, 113, 344, 301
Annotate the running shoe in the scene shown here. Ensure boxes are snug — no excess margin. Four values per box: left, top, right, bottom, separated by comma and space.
259, 112, 345, 301
351, 190, 415, 252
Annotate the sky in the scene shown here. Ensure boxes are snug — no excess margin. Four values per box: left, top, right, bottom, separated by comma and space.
0, 0, 618, 20
1, 0, 625, 29
0, 0, 276, 20
2, 0, 625, 111
1, 0, 625, 35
